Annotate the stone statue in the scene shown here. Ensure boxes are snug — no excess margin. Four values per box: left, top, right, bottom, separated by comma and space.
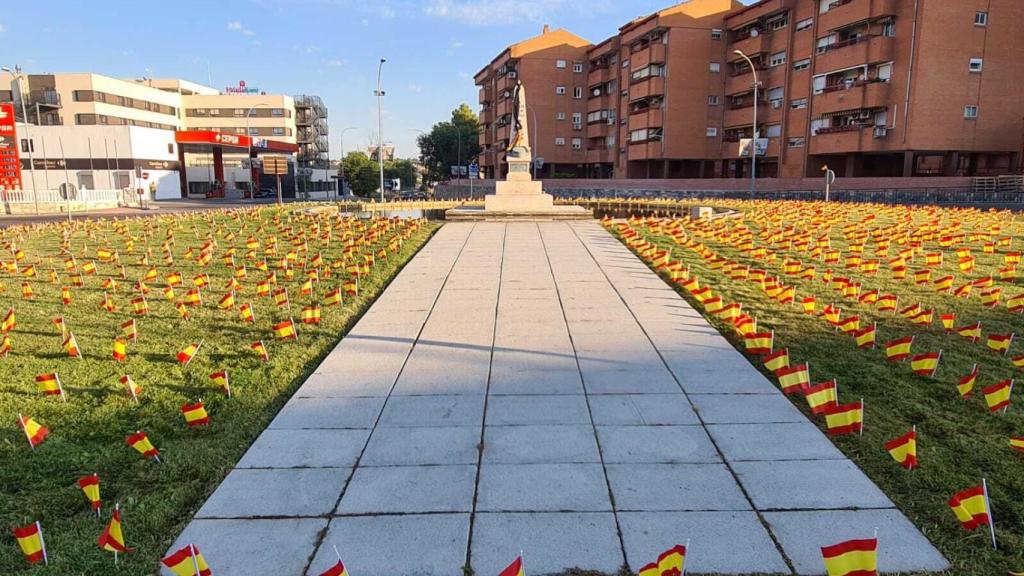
507, 81, 531, 162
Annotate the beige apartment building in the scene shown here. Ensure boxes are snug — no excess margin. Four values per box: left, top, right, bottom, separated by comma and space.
475, 0, 1024, 180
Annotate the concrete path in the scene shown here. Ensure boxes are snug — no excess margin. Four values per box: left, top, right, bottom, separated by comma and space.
167, 221, 947, 576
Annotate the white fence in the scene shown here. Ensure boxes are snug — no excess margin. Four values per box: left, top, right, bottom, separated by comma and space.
1, 188, 125, 205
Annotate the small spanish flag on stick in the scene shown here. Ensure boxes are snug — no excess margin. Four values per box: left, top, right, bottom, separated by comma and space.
948, 480, 997, 548
823, 400, 865, 436
121, 318, 138, 342
18, 414, 48, 449
35, 372, 66, 401
498, 555, 526, 576
820, 536, 877, 576
64, 331, 83, 359
910, 351, 941, 378
957, 365, 978, 399
252, 340, 270, 361
12, 521, 47, 565
273, 318, 298, 341
181, 401, 210, 427
126, 430, 161, 463
112, 337, 128, 362
763, 348, 790, 374
120, 374, 141, 401
982, 379, 1013, 414
1010, 436, 1024, 453
239, 302, 256, 323
884, 336, 914, 362
98, 504, 133, 564
884, 426, 918, 470
161, 543, 212, 576
209, 370, 231, 398
777, 363, 811, 395
804, 380, 838, 414
318, 546, 350, 576
638, 544, 687, 576
77, 473, 102, 516
0, 332, 11, 357
176, 340, 203, 366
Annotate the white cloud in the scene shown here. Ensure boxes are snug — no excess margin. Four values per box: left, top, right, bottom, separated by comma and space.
0, 23, 6, 33
423, 0, 611, 26
226, 21, 243, 30
407, 83, 423, 93
227, 21, 256, 36
446, 40, 464, 56
324, 58, 347, 67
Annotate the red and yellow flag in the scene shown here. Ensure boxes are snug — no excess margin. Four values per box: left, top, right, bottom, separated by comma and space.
804, 380, 838, 414
324, 288, 343, 307
777, 363, 810, 395
498, 556, 526, 576
982, 379, 1013, 412
853, 324, 876, 349
181, 401, 210, 427
218, 292, 236, 310
126, 431, 160, 460
273, 319, 298, 340
18, 415, 49, 447
744, 331, 773, 355
35, 373, 63, 397
176, 342, 201, 365
239, 302, 256, 323
957, 365, 978, 399
77, 474, 101, 512
763, 348, 789, 373
210, 370, 231, 397
885, 428, 917, 470
63, 332, 82, 358
112, 337, 128, 362
2, 307, 16, 332
986, 333, 1014, 355
821, 538, 877, 576
301, 305, 322, 325
1010, 436, 1024, 453
638, 545, 686, 576
121, 319, 138, 341
162, 544, 212, 576
183, 288, 203, 306
319, 559, 350, 576
823, 402, 864, 436
948, 485, 990, 530
884, 336, 913, 361
12, 521, 46, 564
910, 351, 941, 377
273, 287, 290, 307
98, 506, 132, 553
251, 340, 269, 361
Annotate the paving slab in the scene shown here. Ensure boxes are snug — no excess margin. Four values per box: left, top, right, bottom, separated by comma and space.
618, 511, 789, 575
164, 518, 327, 576
707, 423, 848, 462
597, 425, 719, 464
377, 394, 484, 427
476, 463, 612, 512
196, 468, 348, 518
485, 395, 591, 425
733, 459, 895, 510
606, 463, 751, 512
482, 424, 601, 464
471, 513, 623, 576
360, 426, 480, 466
268, 396, 384, 429
690, 393, 807, 424
588, 394, 698, 426
235, 428, 369, 469
336, 465, 476, 514
764, 509, 950, 574
308, 515, 470, 576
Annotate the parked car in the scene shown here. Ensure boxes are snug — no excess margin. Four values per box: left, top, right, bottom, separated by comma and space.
254, 188, 275, 198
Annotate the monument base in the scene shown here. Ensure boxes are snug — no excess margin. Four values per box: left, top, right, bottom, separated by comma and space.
445, 204, 592, 222
449, 156, 591, 221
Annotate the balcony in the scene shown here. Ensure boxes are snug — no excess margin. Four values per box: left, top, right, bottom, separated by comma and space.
724, 101, 766, 128
812, 79, 891, 115
629, 76, 664, 101
809, 123, 893, 154
815, 35, 894, 75
588, 65, 613, 86
586, 147, 616, 165
819, 0, 898, 32
629, 108, 663, 131
724, 138, 781, 159
630, 42, 666, 71
730, 33, 765, 59
726, 65, 768, 95
627, 139, 663, 161
586, 121, 614, 139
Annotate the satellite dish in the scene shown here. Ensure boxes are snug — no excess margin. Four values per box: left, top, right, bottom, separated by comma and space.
750, 29, 760, 37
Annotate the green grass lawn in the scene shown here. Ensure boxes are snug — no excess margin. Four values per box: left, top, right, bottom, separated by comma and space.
0, 206, 439, 575
608, 201, 1024, 575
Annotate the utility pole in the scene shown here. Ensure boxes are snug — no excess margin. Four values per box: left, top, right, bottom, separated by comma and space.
733, 50, 759, 195
375, 58, 387, 202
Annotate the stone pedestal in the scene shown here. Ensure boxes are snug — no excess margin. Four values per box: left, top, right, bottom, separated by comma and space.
446, 157, 591, 221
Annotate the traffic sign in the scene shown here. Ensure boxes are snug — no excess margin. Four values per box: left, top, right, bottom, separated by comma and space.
468, 164, 479, 178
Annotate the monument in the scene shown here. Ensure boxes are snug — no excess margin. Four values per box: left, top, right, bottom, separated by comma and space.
446, 81, 591, 221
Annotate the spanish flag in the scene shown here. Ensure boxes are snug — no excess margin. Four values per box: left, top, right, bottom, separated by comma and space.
35, 373, 64, 397
239, 302, 256, 323
217, 292, 236, 310
319, 559, 350, 576
183, 288, 202, 306
804, 380, 838, 414
952, 282, 973, 298
273, 319, 298, 340
820, 538, 876, 576
909, 309, 933, 326
61, 286, 72, 305
876, 293, 898, 312
801, 296, 816, 314
126, 431, 160, 461
498, 556, 526, 576
777, 363, 810, 395
638, 545, 687, 576
176, 342, 201, 365
1010, 436, 1024, 453
166, 271, 183, 287
948, 485, 991, 530
12, 521, 47, 565
176, 301, 191, 321
957, 365, 978, 399
853, 324, 877, 349
884, 336, 914, 362
763, 348, 790, 373
193, 273, 209, 288
273, 287, 290, 307
980, 288, 1001, 308
251, 340, 270, 361
77, 474, 101, 513
181, 401, 210, 427
1013, 355, 1024, 368
956, 322, 981, 343
131, 296, 149, 316
100, 292, 116, 312
910, 351, 941, 378
0, 332, 11, 357
940, 313, 956, 332
210, 370, 231, 397
121, 319, 138, 341
2, 307, 16, 332
986, 333, 1014, 355
18, 414, 49, 448
1008, 292, 1024, 312
98, 505, 132, 554
344, 279, 358, 296
823, 401, 864, 436
885, 428, 918, 470
982, 379, 1013, 412
324, 288, 343, 307
162, 544, 212, 576
112, 337, 128, 362
63, 331, 82, 358
301, 305, 322, 325
744, 331, 773, 355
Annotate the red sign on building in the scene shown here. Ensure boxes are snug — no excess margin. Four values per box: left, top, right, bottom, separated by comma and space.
0, 103, 22, 190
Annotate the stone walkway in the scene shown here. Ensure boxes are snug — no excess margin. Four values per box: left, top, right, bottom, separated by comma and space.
166, 221, 948, 576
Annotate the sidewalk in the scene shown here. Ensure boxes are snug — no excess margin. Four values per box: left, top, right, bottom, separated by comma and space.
166, 221, 948, 576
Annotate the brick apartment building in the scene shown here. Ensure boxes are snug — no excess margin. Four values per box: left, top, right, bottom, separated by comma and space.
475, 0, 1024, 180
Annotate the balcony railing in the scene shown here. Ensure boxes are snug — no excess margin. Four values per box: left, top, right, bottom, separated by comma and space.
818, 34, 871, 54
729, 65, 768, 77
815, 124, 864, 135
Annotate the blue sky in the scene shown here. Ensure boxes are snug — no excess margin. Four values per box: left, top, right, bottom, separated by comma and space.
0, 0, 752, 160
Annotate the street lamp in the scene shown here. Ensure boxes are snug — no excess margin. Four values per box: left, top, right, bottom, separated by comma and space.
374, 58, 386, 202
245, 101, 269, 198
338, 126, 358, 199
732, 49, 759, 195
3, 65, 40, 215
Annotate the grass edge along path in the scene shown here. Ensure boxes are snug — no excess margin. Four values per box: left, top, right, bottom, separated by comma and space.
605, 203, 1023, 576
0, 207, 440, 575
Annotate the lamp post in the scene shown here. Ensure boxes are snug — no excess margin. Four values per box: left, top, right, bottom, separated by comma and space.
732, 50, 759, 195
374, 58, 387, 202
338, 126, 358, 199
244, 101, 269, 198
3, 65, 40, 215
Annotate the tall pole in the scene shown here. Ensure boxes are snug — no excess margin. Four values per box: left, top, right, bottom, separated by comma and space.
733, 50, 758, 195
4, 66, 40, 214
339, 126, 357, 199
375, 58, 387, 202
245, 102, 268, 198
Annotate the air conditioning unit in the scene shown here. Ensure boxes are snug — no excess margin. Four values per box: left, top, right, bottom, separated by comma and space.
573, 123, 583, 130
607, 118, 616, 125
771, 100, 783, 109
509, 71, 518, 78
873, 126, 888, 138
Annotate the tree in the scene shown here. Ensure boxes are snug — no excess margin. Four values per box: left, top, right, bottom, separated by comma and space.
384, 159, 418, 190
340, 152, 379, 197
417, 104, 482, 186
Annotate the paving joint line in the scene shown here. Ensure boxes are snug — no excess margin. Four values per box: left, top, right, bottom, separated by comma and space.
300, 224, 479, 576
567, 221, 799, 576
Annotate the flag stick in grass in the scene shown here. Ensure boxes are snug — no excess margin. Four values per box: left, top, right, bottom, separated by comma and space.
983, 478, 997, 550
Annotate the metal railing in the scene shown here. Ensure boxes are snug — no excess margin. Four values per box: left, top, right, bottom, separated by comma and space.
1, 188, 123, 205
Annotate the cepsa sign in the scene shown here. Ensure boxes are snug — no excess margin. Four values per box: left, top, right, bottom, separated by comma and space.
0, 103, 22, 190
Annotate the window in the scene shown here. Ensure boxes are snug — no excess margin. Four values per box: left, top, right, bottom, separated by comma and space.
711, 28, 723, 40
877, 62, 893, 82
631, 64, 664, 81
969, 58, 983, 72
706, 127, 718, 137
882, 19, 895, 37
235, 127, 247, 134
234, 109, 246, 117
573, 62, 584, 73
790, 97, 808, 110
629, 127, 662, 142
272, 108, 284, 117
556, 111, 566, 120
556, 86, 566, 95
572, 112, 582, 124
793, 58, 811, 71
964, 105, 979, 119
766, 86, 784, 106
272, 127, 285, 136
555, 137, 566, 146
975, 11, 988, 26
20, 138, 34, 153
571, 138, 582, 150
788, 137, 805, 148
249, 127, 260, 135
708, 95, 720, 105
796, 17, 813, 31
573, 86, 583, 99
556, 59, 567, 69
209, 108, 220, 116
766, 14, 788, 31
709, 62, 721, 73
765, 124, 782, 138
769, 51, 787, 67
